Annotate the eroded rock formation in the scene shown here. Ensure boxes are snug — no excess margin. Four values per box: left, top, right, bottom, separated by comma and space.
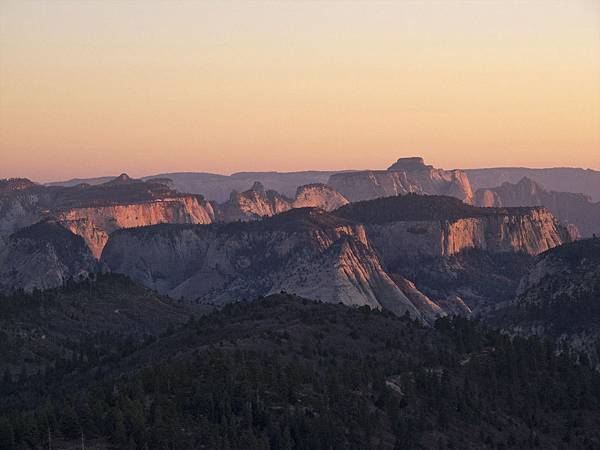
0, 220, 98, 293
328, 157, 473, 203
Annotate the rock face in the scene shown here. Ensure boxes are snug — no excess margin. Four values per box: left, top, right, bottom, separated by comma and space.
214, 182, 291, 222
334, 194, 570, 261
102, 208, 435, 323
475, 177, 599, 237
334, 194, 571, 313
0, 175, 216, 258
504, 238, 600, 368
214, 182, 348, 222
291, 183, 349, 210
0, 221, 98, 293
0, 179, 49, 247
102, 195, 570, 321
328, 157, 473, 203
58, 196, 215, 259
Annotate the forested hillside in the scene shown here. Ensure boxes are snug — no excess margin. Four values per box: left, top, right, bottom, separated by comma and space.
1, 288, 599, 449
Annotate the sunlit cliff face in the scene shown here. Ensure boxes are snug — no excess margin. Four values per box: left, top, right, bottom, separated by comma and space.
1, 1, 599, 181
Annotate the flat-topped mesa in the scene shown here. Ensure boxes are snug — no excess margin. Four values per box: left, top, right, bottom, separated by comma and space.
0, 176, 217, 259
387, 157, 433, 171
333, 194, 571, 262
328, 156, 474, 204
58, 195, 215, 259
101, 207, 433, 323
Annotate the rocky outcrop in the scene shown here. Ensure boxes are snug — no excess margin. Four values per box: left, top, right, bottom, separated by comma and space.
0, 221, 98, 293
58, 196, 215, 259
0, 175, 216, 259
215, 182, 348, 222
334, 194, 570, 262
328, 157, 473, 203
475, 177, 599, 237
502, 238, 600, 368
214, 182, 291, 222
334, 194, 570, 313
291, 184, 349, 210
101, 208, 437, 323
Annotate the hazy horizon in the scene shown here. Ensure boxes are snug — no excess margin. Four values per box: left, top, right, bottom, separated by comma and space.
1, 1, 599, 181
24, 159, 600, 186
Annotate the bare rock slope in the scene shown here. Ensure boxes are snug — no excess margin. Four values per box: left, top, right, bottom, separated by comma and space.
0, 175, 216, 258
0, 220, 98, 293
214, 182, 348, 222
101, 208, 434, 323
328, 157, 473, 203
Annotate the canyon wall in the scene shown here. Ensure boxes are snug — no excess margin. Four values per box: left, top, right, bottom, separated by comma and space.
214, 182, 348, 222
0, 221, 98, 293
328, 157, 473, 203
364, 207, 569, 266
101, 209, 437, 323
58, 196, 215, 258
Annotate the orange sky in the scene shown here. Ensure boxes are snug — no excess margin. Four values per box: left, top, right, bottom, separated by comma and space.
1, 1, 599, 182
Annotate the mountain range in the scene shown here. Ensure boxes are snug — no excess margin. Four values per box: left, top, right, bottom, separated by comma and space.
45, 158, 600, 202
1, 156, 600, 448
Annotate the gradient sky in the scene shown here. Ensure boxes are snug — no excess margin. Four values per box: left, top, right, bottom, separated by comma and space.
1, 1, 599, 182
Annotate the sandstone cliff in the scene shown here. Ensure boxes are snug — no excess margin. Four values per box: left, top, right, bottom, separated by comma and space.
475, 177, 598, 237
214, 182, 348, 222
214, 182, 291, 222
58, 196, 215, 258
291, 183, 349, 210
101, 208, 435, 323
328, 157, 473, 203
0, 175, 216, 259
334, 194, 570, 313
0, 221, 98, 293
334, 194, 569, 262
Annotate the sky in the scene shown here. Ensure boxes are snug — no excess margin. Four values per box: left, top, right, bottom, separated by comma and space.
0, 1, 599, 182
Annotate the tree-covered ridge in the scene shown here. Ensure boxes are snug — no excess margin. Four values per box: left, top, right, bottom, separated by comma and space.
1, 292, 599, 449
333, 193, 543, 224
11, 219, 86, 244
0, 274, 191, 376
536, 237, 600, 265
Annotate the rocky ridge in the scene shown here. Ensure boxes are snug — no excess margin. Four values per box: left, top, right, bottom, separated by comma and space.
0, 175, 216, 258
101, 208, 437, 323
328, 157, 473, 203
334, 195, 572, 313
214, 182, 348, 222
102, 195, 571, 320
0, 220, 98, 293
